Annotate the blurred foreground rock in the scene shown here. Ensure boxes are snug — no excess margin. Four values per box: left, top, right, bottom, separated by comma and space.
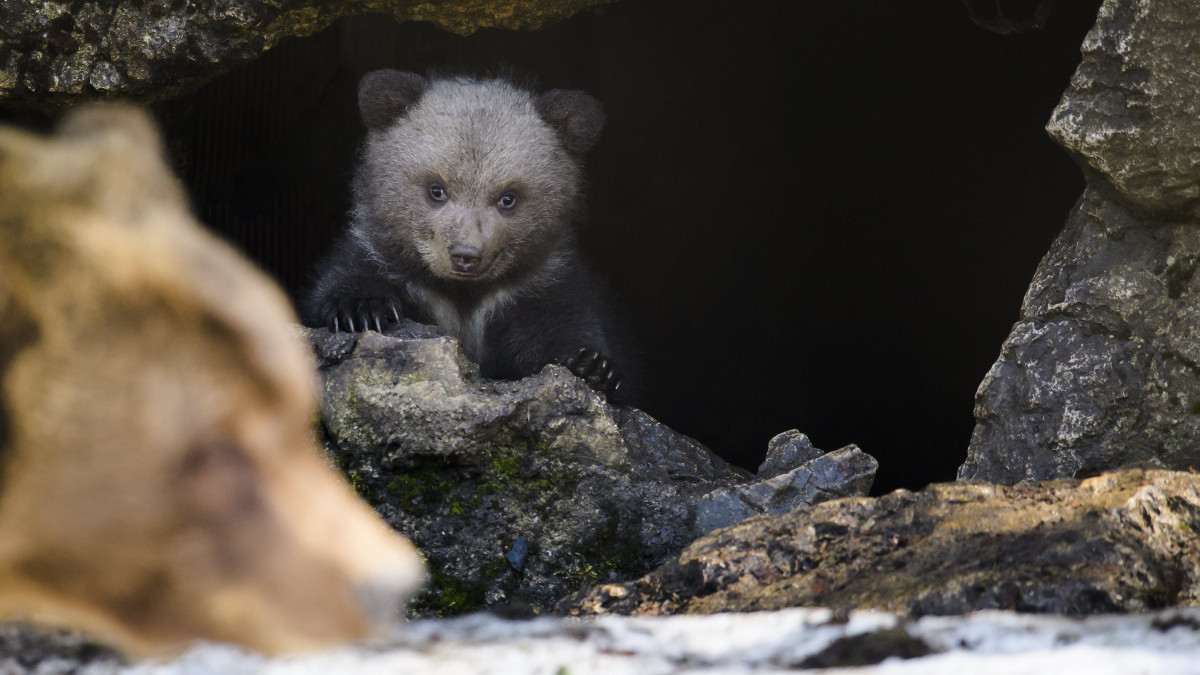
559, 469, 1200, 618
306, 323, 875, 616
8, 608, 1200, 674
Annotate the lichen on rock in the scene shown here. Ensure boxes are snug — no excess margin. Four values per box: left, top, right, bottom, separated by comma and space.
308, 322, 875, 616
308, 322, 734, 615
559, 469, 1200, 618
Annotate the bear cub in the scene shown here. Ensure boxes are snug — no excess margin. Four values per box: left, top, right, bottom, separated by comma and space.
305, 70, 631, 399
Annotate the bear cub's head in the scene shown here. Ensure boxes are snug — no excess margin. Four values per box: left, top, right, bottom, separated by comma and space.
354, 70, 605, 285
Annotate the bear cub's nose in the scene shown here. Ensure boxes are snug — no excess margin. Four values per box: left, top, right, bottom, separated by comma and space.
450, 245, 482, 275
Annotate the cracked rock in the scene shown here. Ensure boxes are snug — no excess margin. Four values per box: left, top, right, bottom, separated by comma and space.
559, 469, 1200, 618
694, 443, 877, 535
962, 0, 1200, 484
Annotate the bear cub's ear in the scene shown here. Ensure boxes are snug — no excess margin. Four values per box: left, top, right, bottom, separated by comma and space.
359, 70, 429, 130
535, 90, 606, 156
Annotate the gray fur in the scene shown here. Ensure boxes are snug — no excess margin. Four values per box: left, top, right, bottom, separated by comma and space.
305, 71, 632, 400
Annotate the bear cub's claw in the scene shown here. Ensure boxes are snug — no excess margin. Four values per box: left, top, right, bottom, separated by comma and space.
565, 347, 623, 394
327, 298, 403, 333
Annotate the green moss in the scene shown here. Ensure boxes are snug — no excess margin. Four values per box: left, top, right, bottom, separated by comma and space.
385, 469, 456, 513
476, 482, 502, 496
492, 454, 521, 478
553, 513, 644, 592
409, 568, 489, 617
449, 501, 465, 516
331, 451, 350, 471
347, 470, 368, 498
386, 474, 422, 503
408, 554, 515, 618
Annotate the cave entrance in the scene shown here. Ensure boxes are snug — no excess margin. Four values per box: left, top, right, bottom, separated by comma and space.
156, 0, 1102, 493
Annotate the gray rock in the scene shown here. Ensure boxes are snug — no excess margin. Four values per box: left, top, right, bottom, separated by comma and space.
961, 0, 1200, 484
560, 469, 1200, 619
959, 190, 1200, 484
1047, 0, 1200, 216
307, 321, 750, 616
0, 0, 617, 108
758, 429, 825, 479
694, 445, 877, 535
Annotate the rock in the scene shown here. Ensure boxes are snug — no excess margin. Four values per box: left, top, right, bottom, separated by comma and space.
959, 189, 1200, 484
693, 444, 877, 535
0, 625, 121, 672
1046, 0, 1200, 216
558, 469, 1200, 618
758, 429, 825, 479
10, 607, 1200, 674
962, 0, 1200, 484
307, 322, 751, 616
0, 0, 616, 107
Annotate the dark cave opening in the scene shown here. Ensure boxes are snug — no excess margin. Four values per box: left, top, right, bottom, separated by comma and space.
152, 0, 1101, 494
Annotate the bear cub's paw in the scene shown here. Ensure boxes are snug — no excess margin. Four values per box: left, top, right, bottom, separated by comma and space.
563, 347, 623, 395
317, 296, 403, 333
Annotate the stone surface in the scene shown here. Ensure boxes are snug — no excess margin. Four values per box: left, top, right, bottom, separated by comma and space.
0, 0, 615, 107
757, 429, 825, 480
963, 0, 1200, 484
960, 187, 1200, 484
8, 608, 1200, 674
694, 444, 877, 535
308, 321, 881, 616
307, 321, 753, 617
1046, 0, 1200, 216
558, 469, 1200, 618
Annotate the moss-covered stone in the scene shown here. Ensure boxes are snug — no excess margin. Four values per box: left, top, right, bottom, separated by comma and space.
310, 325, 753, 617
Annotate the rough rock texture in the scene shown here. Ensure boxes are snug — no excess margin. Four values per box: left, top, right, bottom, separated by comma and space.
757, 429, 825, 480
960, 188, 1200, 483
558, 469, 1200, 618
694, 442, 877, 535
961, 0, 1200, 484
309, 322, 874, 616
1046, 0, 1200, 216
310, 323, 880, 616
0, 0, 615, 107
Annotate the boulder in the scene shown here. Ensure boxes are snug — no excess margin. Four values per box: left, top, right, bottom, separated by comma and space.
308, 323, 875, 616
0, 0, 616, 107
558, 469, 1200, 618
962, 0, 1200, 483
694, 439, 877, 535
960, 188, 1200, 483
1046, 0, 1200, 216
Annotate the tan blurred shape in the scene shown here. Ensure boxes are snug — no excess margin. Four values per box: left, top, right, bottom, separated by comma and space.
0, 104, 425, 656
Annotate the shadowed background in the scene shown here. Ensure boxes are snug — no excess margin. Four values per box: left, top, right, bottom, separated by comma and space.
150, 0, 1102, 493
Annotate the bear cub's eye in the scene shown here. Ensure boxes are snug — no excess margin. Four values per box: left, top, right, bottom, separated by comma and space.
498, 193, 517, 209
429, 184, 448, 202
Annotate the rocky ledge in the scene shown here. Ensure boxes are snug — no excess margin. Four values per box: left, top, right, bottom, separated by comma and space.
304, 322, 876, 616
559, 468, 1200, 618
0, 0, 617, 107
